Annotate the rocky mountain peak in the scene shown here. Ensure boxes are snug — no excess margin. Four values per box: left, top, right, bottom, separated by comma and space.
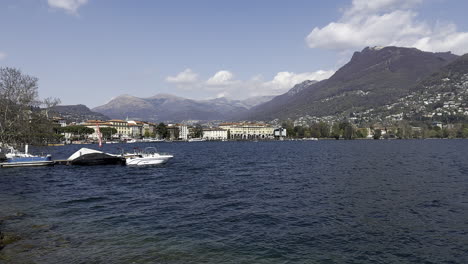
287, 80, 318, 96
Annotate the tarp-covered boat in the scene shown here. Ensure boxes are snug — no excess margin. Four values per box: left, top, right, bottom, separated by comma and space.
67, 148, 125, 166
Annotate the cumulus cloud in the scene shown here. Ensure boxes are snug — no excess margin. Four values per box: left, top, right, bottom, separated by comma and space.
48, 0, 88, 14
306, 0, 468, 55
261, 70, 335, 93
344, 0, 422, 17
0, 52, 6, 60
166, 68, 199, 84
166, 69, 335, 99
206, 70, 235, 86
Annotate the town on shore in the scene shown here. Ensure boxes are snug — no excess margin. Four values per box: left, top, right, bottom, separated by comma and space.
49, 116, 468, 145
53, 118, 288, 144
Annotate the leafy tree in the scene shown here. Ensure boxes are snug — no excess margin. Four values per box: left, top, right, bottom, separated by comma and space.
442, 128, 450, 138
318, 122, 330, 138
282, 121, 295, 138
331, 123, 342, 140
294, 126, 305, 138
100, 127, 117, 140
193, 124, 203, 138
396, 121, 412, 139
309, 125, 321, 138
144, 129, 151, 138
58, 126, 94, 140
428, 128, 442, 138
356, 128, 368, 138
341, 122, 355, 140
463, 127, 468, 138
172, 127, 180, 140
373, 129, 382, 140
156, 123, 168, 138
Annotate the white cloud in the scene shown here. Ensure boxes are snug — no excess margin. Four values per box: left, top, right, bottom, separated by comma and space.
0, 52, 6, 60
344, 0, 422, 17
166, 69, 335, 99
206, 70, 235, 86
262, 70, 335, 93
166, 69, 199, 84
48, 0, 88, 14
306, 0, 468, 55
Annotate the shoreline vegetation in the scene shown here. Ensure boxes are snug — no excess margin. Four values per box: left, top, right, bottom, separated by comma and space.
277, 120, 468, 140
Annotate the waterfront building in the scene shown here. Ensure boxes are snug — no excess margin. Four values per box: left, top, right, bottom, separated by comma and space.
167, 124, 180, 140
274, 128, 287, 138
203, 128, 228, 140
52, 117, 67, 127
179, 124, 188, 140
142, 122, 156, 137
127, 121, 142, 138
109, 119, 131, 137
219, 123, 275, 139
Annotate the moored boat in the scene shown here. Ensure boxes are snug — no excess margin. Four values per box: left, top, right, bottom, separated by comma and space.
188, 138, 206, 142
67, 148, 125, 166
0, 145, 53, 168
124, 147, 173, 166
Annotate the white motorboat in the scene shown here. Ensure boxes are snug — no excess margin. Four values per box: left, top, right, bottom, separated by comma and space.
141, 138, 164, 142
188, 138, 206, 142
124, 147, 173, 166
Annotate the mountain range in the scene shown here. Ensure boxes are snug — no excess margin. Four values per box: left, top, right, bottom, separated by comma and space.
243, 46, 460, 121
77, 46, 467, 124
92, 94, 274, 122
51, 104, 110, 122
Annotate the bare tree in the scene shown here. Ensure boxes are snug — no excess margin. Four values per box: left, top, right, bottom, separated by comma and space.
43, 97, 61, 119
0, 67, 39, 146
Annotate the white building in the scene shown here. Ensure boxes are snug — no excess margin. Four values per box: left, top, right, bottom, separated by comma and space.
274, 128, 287, 137
219, 123, 275, 139
203, 128, 227, 140
179, 125, 188, 140
127, 120, 143, 138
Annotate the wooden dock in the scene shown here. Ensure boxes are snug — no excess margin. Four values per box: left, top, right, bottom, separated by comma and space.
54, 160, 71, 165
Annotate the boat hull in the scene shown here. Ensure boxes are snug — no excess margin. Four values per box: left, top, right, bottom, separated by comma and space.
1, 156, 54, 168
67, 147, 126, 166
126, 155, 172, 166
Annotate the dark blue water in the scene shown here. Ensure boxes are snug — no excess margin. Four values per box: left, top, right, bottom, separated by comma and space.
1, 140, 468, 263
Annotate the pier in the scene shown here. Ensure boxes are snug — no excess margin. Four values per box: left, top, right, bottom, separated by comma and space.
53, 160, 71, 165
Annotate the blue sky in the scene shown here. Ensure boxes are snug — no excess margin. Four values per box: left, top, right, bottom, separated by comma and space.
1, 0, 468, 107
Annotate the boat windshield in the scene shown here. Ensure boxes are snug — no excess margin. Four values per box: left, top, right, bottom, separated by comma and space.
144, 147, 158, 154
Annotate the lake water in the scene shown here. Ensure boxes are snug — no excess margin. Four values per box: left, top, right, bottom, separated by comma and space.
1, 140, 467, 263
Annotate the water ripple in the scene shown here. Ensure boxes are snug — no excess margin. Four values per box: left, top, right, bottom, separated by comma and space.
0, 140, 467, 263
